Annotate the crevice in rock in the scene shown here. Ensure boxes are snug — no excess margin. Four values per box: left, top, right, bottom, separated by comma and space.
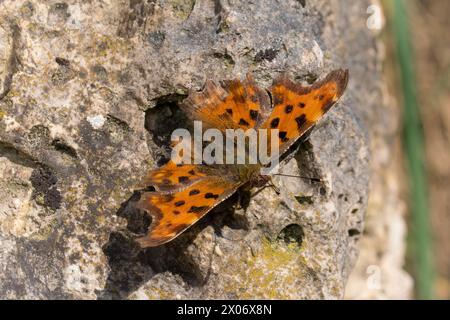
298, 0, 306, 8
144, 94, 189, 165
51, 138, 78, 159
0, 141, 37, 168
348, 228, 361, 237
117, 0, 156, 38
277, 223, 304, 247
0, 22, 20, 101
214, 0, 229, 34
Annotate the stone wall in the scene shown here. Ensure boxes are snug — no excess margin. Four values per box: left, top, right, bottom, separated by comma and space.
0, 0, 410, 299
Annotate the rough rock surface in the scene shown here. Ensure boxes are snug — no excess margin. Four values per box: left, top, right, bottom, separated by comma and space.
0, 0, 401, 299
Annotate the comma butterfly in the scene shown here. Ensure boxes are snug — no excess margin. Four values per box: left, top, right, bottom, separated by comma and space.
135, 69, 349, 247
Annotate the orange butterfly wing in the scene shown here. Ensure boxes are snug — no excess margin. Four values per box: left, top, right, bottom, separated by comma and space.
138, 160, 207, 192
136, 176, 241, 247
260, 69, 349, 155
181, 74, 271, 131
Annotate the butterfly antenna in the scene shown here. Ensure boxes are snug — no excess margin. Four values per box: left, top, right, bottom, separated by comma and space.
250, 185, 269, 198
273, 173, 322, 183
268, 180, 280, 195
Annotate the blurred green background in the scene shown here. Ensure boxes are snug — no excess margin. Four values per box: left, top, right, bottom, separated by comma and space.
383, 0, 450, 299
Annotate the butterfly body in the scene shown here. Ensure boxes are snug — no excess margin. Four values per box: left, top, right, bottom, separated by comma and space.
136, 70, 349, 247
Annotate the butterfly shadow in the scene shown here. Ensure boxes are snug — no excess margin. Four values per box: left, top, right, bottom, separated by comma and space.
97, 186, 251, 299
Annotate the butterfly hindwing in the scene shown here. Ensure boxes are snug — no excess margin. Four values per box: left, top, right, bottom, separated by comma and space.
136, 176, 241, 247
261, 69, 349, 154
138, 161, 207, 192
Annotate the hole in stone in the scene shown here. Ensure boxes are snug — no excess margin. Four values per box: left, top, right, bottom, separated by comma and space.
348, 228, 361, 237
295, 195, 313, 205
51, 138, 78, 158
277, 224, 304, 246
319, 187, 327, 196
55, 57, 70, 66
144, 94, 189, 165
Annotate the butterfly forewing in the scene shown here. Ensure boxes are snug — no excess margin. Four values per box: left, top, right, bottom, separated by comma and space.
182, 74, 271, 131
260, 69, 349, 155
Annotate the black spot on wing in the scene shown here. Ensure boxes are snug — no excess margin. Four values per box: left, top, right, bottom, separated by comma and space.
273, 95, 283, 105
189, 189, 200, 196
239, 118, 250, 126
270, 118, 280, 128
174, 200, 185, 207
279, 131, 289, 142
178, 176, 189, 183
249, 110, 259, 121
315, 94, 325, 101
285, 105, 293, 113
295, 114, 307, 129
205, 192, 219, 199
188, 205, 209, 214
